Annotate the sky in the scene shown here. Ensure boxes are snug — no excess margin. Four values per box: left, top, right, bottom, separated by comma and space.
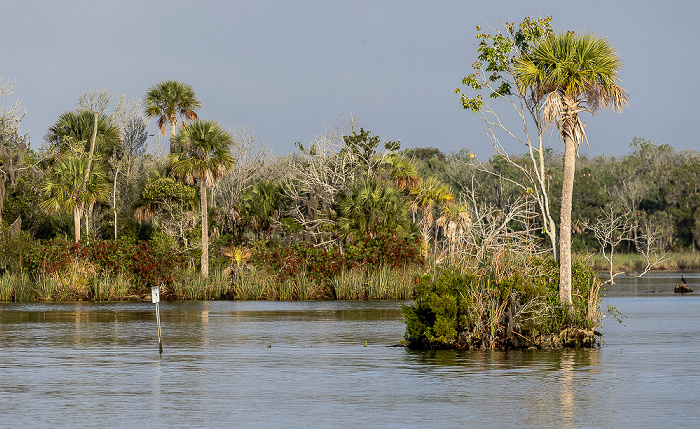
3, 0, 699, 159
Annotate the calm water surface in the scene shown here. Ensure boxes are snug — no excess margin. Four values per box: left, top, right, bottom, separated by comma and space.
1, 273, 699, 428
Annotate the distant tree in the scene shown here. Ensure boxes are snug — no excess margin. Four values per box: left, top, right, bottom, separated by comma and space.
410, 177, 454, 255
284, 121, 400, 246
144, 80, 201, 154
169, 119, 234, 278
513, 31, 628, 304
119, 117, 149, 214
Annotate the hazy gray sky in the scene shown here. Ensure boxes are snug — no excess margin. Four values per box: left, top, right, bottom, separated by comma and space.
4, 0, 698, 158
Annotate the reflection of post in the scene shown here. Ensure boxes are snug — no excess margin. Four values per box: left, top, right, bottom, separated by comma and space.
559, 351, 575, 426
152, 285, 163, 356
201, 301, 210, 346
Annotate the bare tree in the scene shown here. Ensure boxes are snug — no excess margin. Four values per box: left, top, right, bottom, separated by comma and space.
457, 19, 559, 260
213, 127, 273, 235
591, 207, 666, 285
452, 176, 545, 280
0, 77, 42, 225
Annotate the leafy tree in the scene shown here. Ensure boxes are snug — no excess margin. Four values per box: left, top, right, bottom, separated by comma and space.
169, 119, 234, 278
341, 127, 400, 176
513, 31, 627, 304
144, 80, 201, 154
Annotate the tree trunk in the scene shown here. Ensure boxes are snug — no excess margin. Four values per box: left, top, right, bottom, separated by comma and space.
169, 120, 178, 154
81, 112, 99, 192
559, 133, 576, 305
200, 181, 209, 278
74, 205, 82, 243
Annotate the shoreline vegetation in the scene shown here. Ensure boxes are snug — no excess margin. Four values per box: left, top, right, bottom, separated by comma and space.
2, 250, 696, 304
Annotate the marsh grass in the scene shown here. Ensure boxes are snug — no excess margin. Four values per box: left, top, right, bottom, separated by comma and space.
230, 268, 278, 299
34, 274, 58, 301
332, 269, 367, 300
168, 267, 232, 300
202, 267, 230, 300
331, 266, 421, 300
0, 274, 13, 301
50, 260, 96, 300
92, 271, 134, 301
0, 273, 35, 302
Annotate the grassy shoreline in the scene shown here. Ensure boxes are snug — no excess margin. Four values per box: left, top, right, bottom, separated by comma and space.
0, 265, 424, 303
2, 252, 698, 303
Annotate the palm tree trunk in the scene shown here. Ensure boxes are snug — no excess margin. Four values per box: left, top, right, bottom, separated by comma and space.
169, 120, 177, 154
74, 205, 82, 243
559, 133, 576, 305
81, 112, 99, 192
200, 181, 209, 278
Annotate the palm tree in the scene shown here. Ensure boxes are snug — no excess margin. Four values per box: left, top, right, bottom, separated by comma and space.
241, 181, 282, 240
46, 110, 120, 158
411, 177, 454, 255
514, 32, 627, 304
386, 155, 420, 192
144, 80, 202, 154
40, 154, 110, 242
169, 119, 234, 278
337, 178, 410, 242
436, 202, 471, 261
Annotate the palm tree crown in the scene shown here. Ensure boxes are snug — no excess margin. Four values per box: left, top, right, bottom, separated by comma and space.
40, 153, 110, 242
514, 32, 628, 146
46, 110, 120, 157
170, 120, 235, 187
144, 80, 202, 153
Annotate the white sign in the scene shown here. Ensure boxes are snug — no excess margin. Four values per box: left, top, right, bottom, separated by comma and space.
151, 286, 160, 303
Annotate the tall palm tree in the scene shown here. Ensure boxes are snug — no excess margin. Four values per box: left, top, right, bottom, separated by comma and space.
144, 80, 202, 154
40, 154, 110, 242
514, 32, 627, 304
169, 119, 234, 278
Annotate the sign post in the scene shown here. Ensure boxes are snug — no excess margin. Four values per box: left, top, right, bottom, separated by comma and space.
151, 285, 163, 356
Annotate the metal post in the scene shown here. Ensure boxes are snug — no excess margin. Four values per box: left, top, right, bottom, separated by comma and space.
151, 285, 163, 355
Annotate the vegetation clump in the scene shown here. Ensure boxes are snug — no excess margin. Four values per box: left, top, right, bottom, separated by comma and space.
402, 257, 601, 350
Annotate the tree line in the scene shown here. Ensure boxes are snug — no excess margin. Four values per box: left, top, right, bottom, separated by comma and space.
0, 81, 696, 283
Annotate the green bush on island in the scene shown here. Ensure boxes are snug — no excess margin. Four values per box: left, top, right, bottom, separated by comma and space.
402, 256, 602, 350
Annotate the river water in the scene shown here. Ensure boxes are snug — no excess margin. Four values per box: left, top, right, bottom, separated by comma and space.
0, 273, 699, 428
